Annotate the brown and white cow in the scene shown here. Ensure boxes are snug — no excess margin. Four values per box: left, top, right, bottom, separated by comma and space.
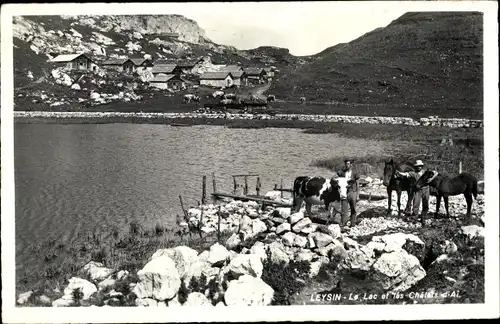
292, 175, 351, 220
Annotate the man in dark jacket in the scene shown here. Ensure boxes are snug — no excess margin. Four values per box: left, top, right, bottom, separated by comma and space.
336, 159, 360, 228
395, 159, 429, 224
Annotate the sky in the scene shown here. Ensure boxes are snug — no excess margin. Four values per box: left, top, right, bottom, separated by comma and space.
157, 2, 413, 56
139, 1, 480, 56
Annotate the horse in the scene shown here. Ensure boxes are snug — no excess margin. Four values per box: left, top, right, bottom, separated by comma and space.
415, 170, 478, 221
382, 158, 416, 217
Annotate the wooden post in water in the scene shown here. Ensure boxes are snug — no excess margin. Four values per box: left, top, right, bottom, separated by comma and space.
212, 173, 217, 193
458, 161, 463, 174
179, 195, 188, 219
233, 176, 238, 195
217, 205, 222, 243
244, 176, 248, 196
280, 179, 284, 198
201, 176, 207, 205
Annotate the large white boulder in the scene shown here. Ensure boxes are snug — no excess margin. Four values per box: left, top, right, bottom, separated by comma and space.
309, 232, 334, 249
150, 246, 199, 281
224, 275, 274, 306
370, 250, 426, 292
371, 233, 424, 253
133, 255, 181, 301
208, 243, 230, 267
53, 277, 97, 306
290, 210, 305, 225
275, 207, 291, 219
276, 222, 291, 235
83, 261, 114, 282
292, 217, 312, 233
224, 254, 263, 278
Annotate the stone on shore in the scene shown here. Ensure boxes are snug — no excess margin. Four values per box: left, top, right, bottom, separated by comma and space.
133, 255, 181, 301
224, 275, 274, 306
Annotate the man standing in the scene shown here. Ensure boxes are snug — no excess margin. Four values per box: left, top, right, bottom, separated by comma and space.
395, 159, 429, 224
336, 159, 360, 228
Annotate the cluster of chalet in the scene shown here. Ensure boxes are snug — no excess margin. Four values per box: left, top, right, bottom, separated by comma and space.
48, 52, 276, 91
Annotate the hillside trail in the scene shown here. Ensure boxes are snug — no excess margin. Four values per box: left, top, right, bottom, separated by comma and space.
239, 83, 271, 100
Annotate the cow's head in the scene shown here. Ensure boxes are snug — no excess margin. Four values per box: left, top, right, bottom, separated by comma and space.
330, 175, 350, 200
415, 170, 438, 189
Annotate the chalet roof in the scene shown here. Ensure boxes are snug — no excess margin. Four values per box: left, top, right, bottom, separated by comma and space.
150, 74, 179, 82
231, 71, 245, 78
130, 58, 153, 66
152, 64, 178, 74
103, 58, 131, 65
50, 53, 93, 63
219, 65, 243, 72
244, 67, 265, 76
200, 72, 232, 80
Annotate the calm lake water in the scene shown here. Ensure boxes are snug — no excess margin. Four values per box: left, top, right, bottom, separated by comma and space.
14, 123, 393, 275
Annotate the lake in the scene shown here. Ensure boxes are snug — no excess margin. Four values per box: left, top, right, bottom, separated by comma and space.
14, 123, 393, 275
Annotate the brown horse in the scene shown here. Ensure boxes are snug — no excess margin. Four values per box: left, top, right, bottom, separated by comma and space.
382, 159, 416, 217
415, 170, 478, 220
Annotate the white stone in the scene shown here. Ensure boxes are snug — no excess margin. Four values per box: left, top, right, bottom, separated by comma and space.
296, 250, 315, 262
98, 278, 116, 290
225, 233, 242, 250
371, 233, 424, 253
294, 235, 308, 248
208, 242, 230, 267
250, 241, 267, 262
133, 255, 181, 301
150, 246, 199, 281
275, 207, 291, 219
292, 217, 312, 233
310, 232, 334, 249
224, 275, 274, 306
460, 225, 484, 240
17, 291, 33, 305
136, 298, 160, 306
63, 277, 97, 300
185, 292, 212, 306
290, 210, 305, 225
90, 92, 101, 100
276, 223, 291, 235
116, 270, 129, 281
83, 261, 114, 281
282, 232, 296, 247
371, 250, 426, 292
225, 254, 263, 278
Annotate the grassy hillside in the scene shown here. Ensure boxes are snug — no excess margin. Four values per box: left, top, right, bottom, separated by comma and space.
268, 12, 483, 118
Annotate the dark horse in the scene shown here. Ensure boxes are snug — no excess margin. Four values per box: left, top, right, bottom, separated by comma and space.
415, 170, 478, 220
383, 159, 416, 217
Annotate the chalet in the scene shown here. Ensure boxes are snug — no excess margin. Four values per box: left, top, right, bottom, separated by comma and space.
177, 59, 199, 74
263, 66, 276, 79
218, 65, 246, 86
199, 72, 234, 88
130, 58, 154, 73
151, 64, 181, 76
244, 67, 267, 84
102, 58, 135, 73
149, 74, 186, 90
49, 53, 98, 72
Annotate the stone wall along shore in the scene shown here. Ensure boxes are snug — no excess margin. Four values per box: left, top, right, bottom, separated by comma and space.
13, 111, 483, 128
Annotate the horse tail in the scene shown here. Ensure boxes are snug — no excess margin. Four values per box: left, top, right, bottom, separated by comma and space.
471, 179, 478, 200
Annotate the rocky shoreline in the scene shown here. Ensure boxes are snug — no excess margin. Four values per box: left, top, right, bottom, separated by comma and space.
13, 111, 483, 128
17, 178, 485, 307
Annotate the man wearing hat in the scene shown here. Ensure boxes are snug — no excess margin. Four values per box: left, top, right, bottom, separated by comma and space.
336, 159, 360, 228
395, 159, 429, 222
